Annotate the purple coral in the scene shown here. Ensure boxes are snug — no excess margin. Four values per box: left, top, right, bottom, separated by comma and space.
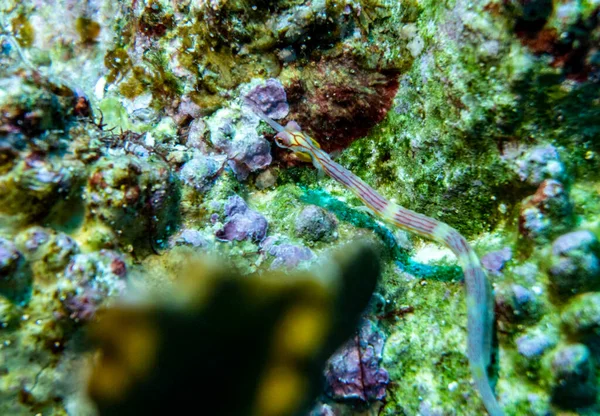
517, 332, 556, 359
61, 250, 127, 321
208, 109, 273, 180
481, 247, 512, 275
215, 195, 268, 243
260, 237, 314, 270
244, 78, 289, 119
324, 319, 389, 402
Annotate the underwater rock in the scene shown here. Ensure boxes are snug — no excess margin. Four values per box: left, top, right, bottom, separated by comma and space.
562, 293, 600, 350
182, 118, 208, 150
0, 74, 74, 137
43, 233, 79, 271
504, 0, 554, 24
16, 226, 51, 253
517, 332, 556, 360
261, 237, 314, 270
60, 250, 127, 322
87, 243, 381, 416
255, 168, 277, 190
550, 344, 597, 408
548, 230, 600, 298
0, 237, 31, 301
324, 319, 389, 402
15, 226, 80, 274
244, 78, 289, 119
514, 144, 565, 187
179, 153, 223, 193
215, 195, 268, 243
84, 154, 178, 253
0, 237, 24, 279
481, 247, 512, 275
0, 151, 74, 222
519, 179, 573, 242
0, 142, 18, 175
295, 205, 338, 243
175, 229, 210, 248
495, 283, 541, 329
208, 108, 273, 180
269, 0, 329, 45
0, 294, 19, 329
418, 401, 445, 416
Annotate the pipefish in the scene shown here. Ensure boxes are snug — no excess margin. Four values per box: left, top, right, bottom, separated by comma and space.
249, 103, 503, 416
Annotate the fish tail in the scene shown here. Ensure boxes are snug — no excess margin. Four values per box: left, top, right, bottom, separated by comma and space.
438, 226, 503, 416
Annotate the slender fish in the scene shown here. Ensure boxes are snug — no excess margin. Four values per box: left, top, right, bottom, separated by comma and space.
249, 103, 503, 416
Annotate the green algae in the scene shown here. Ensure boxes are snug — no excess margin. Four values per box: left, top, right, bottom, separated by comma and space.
10, 12, 34, 48
75, 17, 101, 45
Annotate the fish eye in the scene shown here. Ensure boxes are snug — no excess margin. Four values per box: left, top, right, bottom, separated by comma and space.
275, 131, 294, 148
273, 136, 287, 149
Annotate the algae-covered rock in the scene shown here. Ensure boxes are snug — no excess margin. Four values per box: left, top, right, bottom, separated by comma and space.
84, 154, 179, 253
495, 283, 542, 331
0, 294, 19, 329
59, 250, 127, 322
519, 179, 573, 242
514, 144, 566, 187
549, 344, 597, 408
15, 226, 80, 278
548, 230, 600, 298
295, 205, 339, 243
0, 237, 32, 302
562, 292, 600, 350
2, 0, 600, 413
0, 152, 75, 224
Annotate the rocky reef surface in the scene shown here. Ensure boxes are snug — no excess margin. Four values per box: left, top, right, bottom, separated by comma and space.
1, 0, 600, 415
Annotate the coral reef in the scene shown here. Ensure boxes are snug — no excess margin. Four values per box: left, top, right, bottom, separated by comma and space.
1, 0, 600, 414
324, 319, 389, 403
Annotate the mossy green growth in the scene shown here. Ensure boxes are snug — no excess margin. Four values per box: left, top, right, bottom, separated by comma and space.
75, 17, 101, 45
104, 48, 132, 84
11, 12, 34, 48
380, 273, 483, 414
333, 0, 535, 238
97, 97, 135, 132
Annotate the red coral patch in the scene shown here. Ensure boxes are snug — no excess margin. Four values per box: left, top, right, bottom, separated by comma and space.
282, 54, 399, 156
